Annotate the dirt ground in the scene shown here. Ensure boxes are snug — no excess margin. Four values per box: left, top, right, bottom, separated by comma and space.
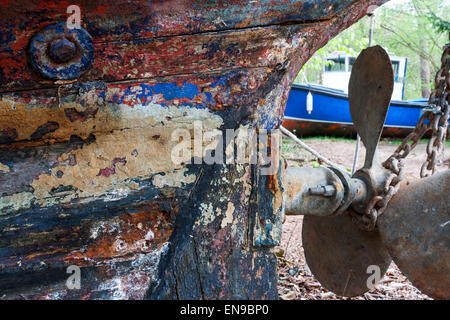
277, 137, 449, 300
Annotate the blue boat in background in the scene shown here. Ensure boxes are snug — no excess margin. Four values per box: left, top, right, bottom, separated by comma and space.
283, 83, 430, 138
283, 51, 437, 138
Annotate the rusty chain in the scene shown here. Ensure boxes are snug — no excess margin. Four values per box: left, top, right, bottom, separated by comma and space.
353, 43, 450, 231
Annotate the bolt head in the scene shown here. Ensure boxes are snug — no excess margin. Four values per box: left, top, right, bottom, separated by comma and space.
48, 37, 76, 63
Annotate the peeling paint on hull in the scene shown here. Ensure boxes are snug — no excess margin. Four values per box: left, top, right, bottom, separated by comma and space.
0, 0, 387, 299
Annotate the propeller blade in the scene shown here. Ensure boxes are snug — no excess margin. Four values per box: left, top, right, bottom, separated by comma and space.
377, 169, 450, 300
302, 213, 392, 297
301, 46, 395, 297
348, 45, 394, 169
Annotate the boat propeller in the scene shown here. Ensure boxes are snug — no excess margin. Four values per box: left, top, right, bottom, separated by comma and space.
284, 45, 449, 299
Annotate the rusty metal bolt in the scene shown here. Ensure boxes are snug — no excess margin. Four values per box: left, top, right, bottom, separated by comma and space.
309, 185, 336, 197
28, 22, 94, 80
48, 37, 77, 63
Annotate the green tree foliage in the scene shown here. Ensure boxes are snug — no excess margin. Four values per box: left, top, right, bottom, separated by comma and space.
426, 11, 450, 34
295, 22, 369, 84
295, 0, 449, 100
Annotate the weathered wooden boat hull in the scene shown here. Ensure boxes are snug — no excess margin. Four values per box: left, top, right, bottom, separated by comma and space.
283, 84, 433, 138
0, 0, 385, 299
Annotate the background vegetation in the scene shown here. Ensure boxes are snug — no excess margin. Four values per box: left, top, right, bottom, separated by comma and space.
295, 0, 450, 100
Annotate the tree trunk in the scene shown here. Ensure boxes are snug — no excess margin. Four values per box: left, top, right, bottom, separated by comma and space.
419, 40, 431, 99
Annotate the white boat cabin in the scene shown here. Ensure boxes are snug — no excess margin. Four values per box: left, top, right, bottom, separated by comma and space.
322, 51, 407, 101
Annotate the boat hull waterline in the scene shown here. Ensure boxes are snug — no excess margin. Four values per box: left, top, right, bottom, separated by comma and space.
283, 84, 432, 138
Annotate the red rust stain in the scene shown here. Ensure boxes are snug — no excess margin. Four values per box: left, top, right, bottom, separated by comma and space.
97, 157, 127, 177
65, 204, 175, 263
90, 4, 109, 15
64, 107, 99, 122
266, 174, 278, 194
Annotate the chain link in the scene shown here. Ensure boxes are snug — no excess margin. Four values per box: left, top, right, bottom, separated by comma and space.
354, 43, 450, 231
